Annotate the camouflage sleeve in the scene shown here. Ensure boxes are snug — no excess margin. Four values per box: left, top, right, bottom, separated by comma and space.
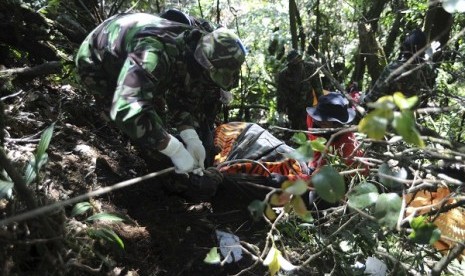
109, 36, 171, 149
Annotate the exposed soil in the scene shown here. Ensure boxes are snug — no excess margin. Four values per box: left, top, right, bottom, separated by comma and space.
1, 80, 269, 275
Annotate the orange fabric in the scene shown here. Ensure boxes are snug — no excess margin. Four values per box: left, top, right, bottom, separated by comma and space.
213, 122, 309, 181
405, 186, 465, 259
213, 122, 248, 164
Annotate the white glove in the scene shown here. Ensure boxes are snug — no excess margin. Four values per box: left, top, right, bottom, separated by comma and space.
180, 129, 206, 176
159, 135, 195, 174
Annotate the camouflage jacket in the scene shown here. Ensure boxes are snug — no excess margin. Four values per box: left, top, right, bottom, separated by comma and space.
276, 61, 322, 113
364, 59, 435, 104
75, 13, 222, 148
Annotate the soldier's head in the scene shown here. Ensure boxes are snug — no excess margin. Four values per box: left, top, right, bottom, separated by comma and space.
401, 29, 427, 54
194, 27, 246, 89
286, 49, 302, 67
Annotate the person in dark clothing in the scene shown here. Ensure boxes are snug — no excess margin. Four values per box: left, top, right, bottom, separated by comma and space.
276, 50, 323, 130
363, 29, 435, 106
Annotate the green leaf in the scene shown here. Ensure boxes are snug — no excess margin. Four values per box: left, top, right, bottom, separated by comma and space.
0, 179, 14, 199
311, 165, 346, 203
24, 157, 37, 185
71, 202, 93, 217
310, 137, 327, 152
204, 247, 221, 264
36, 123, 55, 158
374, 193, 402, 229
286, 142, 313, 162
291, 196, 313, 223
393, 92, 418, 110
392, 111, 425, 147
284, 179, 308, 195
86, 213, 125, 223
264, 204, 277, 221
291, 132, 307, 145
378, 163, 398, 189
248, 200, 266, 221
35, 153, 49, 172
358, 109, 391, 140
409, 216, 441, 245
88, 227, 124, 249
347, 182, 379, 209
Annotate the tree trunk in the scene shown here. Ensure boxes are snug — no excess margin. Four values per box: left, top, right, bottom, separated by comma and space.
352, 0, 388, 87
289, 0, 298, 50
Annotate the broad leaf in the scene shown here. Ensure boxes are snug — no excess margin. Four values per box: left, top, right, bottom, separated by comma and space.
392, 111, 425, 147
286, 142, 313, 162
88, 227, 124, 249
378, 163, 397, 189
291, 132, 307, 145
86, 213, 125, 223
409, 216, 441, 245
311, 165, 346, 203
269, 192, 290, 206
310, 137, 327, 152
358, 109, 390, 140
24, 157, 37, 185
291, 196, 313, 222
0, 179, 14, 199
36, 123, 55, 158
393, 92, 418, 110
204, 247, 221, 264
264, 204, 277, 221
284, 179, 308, 196
71, 202, 93, 217
347, 182, 379, 209
374, 193, 402, 229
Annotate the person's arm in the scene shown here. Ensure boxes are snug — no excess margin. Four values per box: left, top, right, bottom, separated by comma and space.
109, 36, 196, 173
363, 62, 399, 104
110, 36, 169, 149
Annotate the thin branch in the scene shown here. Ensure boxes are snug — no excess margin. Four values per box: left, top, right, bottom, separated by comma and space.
0, 167, 175, 226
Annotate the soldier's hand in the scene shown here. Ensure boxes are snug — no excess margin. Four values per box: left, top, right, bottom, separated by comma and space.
159, 135, 195, 174
180, 129, 206, 176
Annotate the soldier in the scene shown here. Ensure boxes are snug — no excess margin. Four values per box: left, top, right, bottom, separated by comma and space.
276, 49, 323, 130
363, 29, 435, 106
75, 12, 246, 178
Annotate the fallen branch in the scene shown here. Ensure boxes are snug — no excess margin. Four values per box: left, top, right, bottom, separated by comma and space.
0, 61, 62, 79
0, 167, 175, 226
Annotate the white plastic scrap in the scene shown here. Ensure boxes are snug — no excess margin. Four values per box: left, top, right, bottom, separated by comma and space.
215, 230, 243, 263
365, 256, 387, 276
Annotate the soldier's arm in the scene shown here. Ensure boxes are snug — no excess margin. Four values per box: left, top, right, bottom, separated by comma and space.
364, 62, 398, 103
110, 36, 171, 150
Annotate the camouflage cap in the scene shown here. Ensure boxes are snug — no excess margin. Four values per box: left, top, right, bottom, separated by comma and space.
194, 27, 246, 89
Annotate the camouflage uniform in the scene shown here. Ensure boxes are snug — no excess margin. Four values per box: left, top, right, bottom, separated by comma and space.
364, 58, 435, 105
364, 29, 435, 105
277, 58, 322, 130
75, 13, 244, 166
